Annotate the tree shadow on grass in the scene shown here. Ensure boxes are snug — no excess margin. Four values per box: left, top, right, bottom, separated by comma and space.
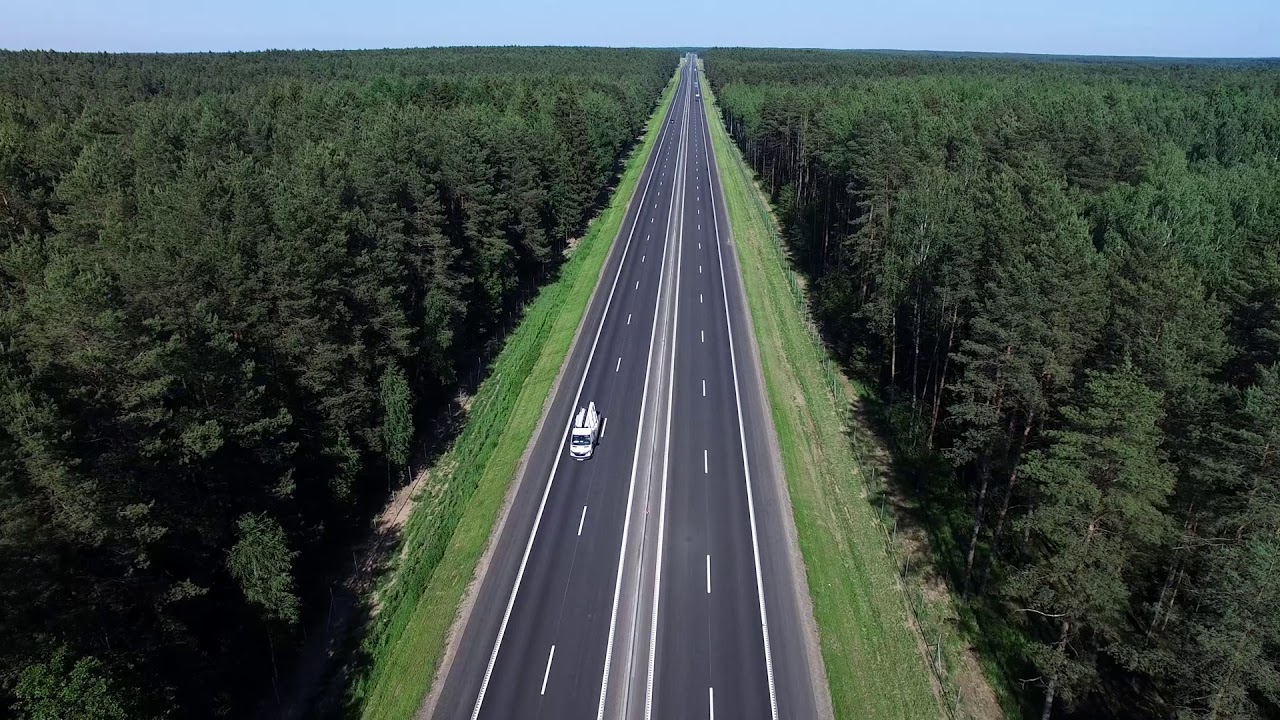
842, 392, 1039, 719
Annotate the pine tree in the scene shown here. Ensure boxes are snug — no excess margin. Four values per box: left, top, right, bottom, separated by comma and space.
1008, 362, 1174, 719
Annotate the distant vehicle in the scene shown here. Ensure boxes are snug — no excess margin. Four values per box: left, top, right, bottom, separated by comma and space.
570, 402, 601, 460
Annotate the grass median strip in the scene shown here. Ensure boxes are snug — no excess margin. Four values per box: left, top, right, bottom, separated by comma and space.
350, 62, 682, 720
699, 66, 941, 719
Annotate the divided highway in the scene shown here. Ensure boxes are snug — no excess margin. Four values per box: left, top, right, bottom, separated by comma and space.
429, 54, 825, 720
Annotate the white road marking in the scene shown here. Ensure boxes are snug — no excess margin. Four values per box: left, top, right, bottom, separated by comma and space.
704, 449, 708, 474
709, 687, 715, 720
702, 379, 706, 396
579, 506, 588, 536
616, 357, 622, 372
640, 65, 693, 720
699, 265, 702, 274
707, 555, 712, 593
541, 645, 556, 695
627, 313, 632, 325
600, 66, 691, 720
643, 254, 646, 263
699, 79, 780, 719
470, 69, 682, 718
602, 417, 608, 437
701, 330, 704, 343
636, 280, 640, 290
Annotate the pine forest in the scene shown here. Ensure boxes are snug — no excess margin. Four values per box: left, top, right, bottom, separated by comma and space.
0, 47, 678, 718
704, 48, 1280, 720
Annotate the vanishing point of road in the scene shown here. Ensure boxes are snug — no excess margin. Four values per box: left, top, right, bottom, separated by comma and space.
429, 54, 825, 720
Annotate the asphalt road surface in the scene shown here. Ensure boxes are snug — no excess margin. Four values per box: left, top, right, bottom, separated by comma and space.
430, 53, 824, 720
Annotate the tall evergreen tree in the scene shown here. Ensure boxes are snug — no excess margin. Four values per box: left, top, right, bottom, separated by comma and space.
1008, 363, 1174, 719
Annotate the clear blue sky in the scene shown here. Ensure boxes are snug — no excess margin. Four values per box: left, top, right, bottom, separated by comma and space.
1, 0, 1275, 57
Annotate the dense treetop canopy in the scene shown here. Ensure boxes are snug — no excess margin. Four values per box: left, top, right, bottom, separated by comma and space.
0, 46, 677, 718
704, 47, 1280, 720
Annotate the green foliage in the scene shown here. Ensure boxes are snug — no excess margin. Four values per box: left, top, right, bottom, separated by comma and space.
0, 46, 678, 718
705, 48, 1280, 719
13, 647, 131, 720
227, 513, 300, 625
330, 428, 362, 501
379, 365, 413, 469
1010, 363, 1174, 709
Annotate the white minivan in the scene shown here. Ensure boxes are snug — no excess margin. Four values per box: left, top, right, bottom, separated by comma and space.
569, 402, 601, 460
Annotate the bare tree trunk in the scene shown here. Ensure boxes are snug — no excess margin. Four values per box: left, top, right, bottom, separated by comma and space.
268, 628, 281, 704
1148, 560, 1178, 638
1041, 619, 1072, 720
981, 409, 1036, 589
1149, 507, 1195, 637
890, 311, 898, 398
912, 296, 922, 408
962, 456, 992, 597
1161, 565, 1184, 632
928, 304, 958, 448
1040, 673, 1057, 720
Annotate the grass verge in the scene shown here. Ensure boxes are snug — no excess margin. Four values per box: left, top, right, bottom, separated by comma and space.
349, 62, 683, 720
698, 64, 943, 719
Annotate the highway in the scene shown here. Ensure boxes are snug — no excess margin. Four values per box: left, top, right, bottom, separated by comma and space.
429, 53, 825, 720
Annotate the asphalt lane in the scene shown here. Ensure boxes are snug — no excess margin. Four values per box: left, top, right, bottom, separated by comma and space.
431, 57, 699, 720
648, 63, 774, 720
432, 53, 827, 720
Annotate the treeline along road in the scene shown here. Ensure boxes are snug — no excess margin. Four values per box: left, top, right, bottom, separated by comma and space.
0, 47, 678, 719
704, 48, 1280, 720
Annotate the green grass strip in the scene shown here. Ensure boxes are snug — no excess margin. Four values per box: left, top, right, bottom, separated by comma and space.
698, 64, 941, 720
351, 62, 683, 720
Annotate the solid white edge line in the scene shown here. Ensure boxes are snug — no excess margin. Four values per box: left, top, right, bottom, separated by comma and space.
641, 52, 693, 720
541, 645, 556, 696
700, 64, 780, 720
468, 59, 684, 720
597, 57, 694, 720
579, 506, 588, 536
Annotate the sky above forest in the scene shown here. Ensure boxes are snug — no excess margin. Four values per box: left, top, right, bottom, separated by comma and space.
1, 0, 1276, 57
